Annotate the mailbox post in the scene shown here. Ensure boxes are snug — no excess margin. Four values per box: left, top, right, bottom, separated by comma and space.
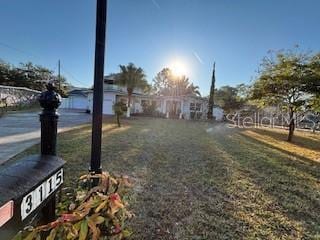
39, 83, 61, 156
38, 83, 62, 222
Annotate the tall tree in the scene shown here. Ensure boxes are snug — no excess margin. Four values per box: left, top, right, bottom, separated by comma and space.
207, 63, 216, 119
115, 63, 149, 117
152, 68, 200, 96
250, 49, 320, 141
152, 68, 171, 95
214, 85, 245, 113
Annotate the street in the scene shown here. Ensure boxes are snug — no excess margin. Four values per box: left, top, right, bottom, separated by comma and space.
0, 109, 91, 164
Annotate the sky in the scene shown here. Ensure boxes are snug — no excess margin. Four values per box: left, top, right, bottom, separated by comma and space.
0, 0, 320, 96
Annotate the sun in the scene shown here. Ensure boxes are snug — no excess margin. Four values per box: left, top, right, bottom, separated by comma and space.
170, 60, 187, 77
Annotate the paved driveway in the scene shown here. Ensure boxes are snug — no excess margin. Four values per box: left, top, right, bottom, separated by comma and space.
0, 109, 91, 164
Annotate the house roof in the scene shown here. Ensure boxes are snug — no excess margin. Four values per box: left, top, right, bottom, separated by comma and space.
104, 74, 118, 84
68, 88, 91, 97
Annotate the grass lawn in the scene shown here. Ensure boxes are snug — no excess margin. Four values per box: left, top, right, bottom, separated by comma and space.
14, 117, 320, 239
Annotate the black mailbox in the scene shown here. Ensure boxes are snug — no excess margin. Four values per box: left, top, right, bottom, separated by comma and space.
0, 155, 64, 238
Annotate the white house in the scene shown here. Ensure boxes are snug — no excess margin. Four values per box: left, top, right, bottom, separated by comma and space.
65, 75, 224, 120
87, 74, 147, 115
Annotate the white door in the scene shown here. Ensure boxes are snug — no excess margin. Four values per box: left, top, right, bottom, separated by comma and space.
103, 98, 113, 115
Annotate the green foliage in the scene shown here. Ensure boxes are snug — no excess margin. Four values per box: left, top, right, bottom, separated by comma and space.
114, 63, 149, 118
214, 85, 246, 113
307, 95, 320, 113
113, 102, 127, 116
152, 68, 201, 96
249, 48, 320, 140
141, 101, 157, 116
115, 63, 148, 93
113, 102, 127, 127
0, 59, 70, 96
207, 63, 216, 119
250, 49, 319, 109
114, 63, 149, 114
13, 172, 133, 240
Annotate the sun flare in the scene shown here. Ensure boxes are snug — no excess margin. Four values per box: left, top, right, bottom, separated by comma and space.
170, 60, 187, 77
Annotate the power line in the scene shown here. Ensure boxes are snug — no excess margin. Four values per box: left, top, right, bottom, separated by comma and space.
60, 65, 88, 87
0, 41, 89, 88
0, 41, 40, 60
0, 41, 57, 71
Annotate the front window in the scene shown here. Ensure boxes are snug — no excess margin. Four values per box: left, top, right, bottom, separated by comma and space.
141, 99, 149, 106
196, 103, 201, 111
190, 103, 195, 111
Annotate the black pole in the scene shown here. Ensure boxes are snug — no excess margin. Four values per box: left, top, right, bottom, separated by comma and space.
90, 0, 107, 174
39, 83, 61, 156
58, 60, 61, 91
38, 83, 61, 222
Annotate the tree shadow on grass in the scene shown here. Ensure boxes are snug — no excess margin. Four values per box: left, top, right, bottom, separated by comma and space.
54, 123, 129, 187
238, 130, 320, 179
252, 128, 320, 152
213, 130, 320, 238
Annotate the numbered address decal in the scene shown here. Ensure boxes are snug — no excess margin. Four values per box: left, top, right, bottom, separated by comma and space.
21, 168, 63, 220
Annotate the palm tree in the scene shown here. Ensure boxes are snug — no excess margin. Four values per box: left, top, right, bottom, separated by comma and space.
174, 76, 201, 96
152, 68, 201, 97
115, 63, 148, 117
186, 83, 201, 96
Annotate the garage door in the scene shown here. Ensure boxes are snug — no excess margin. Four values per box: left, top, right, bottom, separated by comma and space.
71, 96, 88, 109
103, 99, 113, 115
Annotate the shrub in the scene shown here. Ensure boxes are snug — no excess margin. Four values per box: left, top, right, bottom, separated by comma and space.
13, 172, 133, 240
113, 102, 127, 127
141, 102, 157, 116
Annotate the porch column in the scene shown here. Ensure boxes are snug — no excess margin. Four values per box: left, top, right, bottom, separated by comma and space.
163, 99, 167, 114
180, 100, 184, 119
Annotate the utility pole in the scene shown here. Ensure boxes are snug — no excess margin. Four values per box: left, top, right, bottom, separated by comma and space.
58, 60, 61, 91
90, 0, 107, 176
207, 62, 216, 120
